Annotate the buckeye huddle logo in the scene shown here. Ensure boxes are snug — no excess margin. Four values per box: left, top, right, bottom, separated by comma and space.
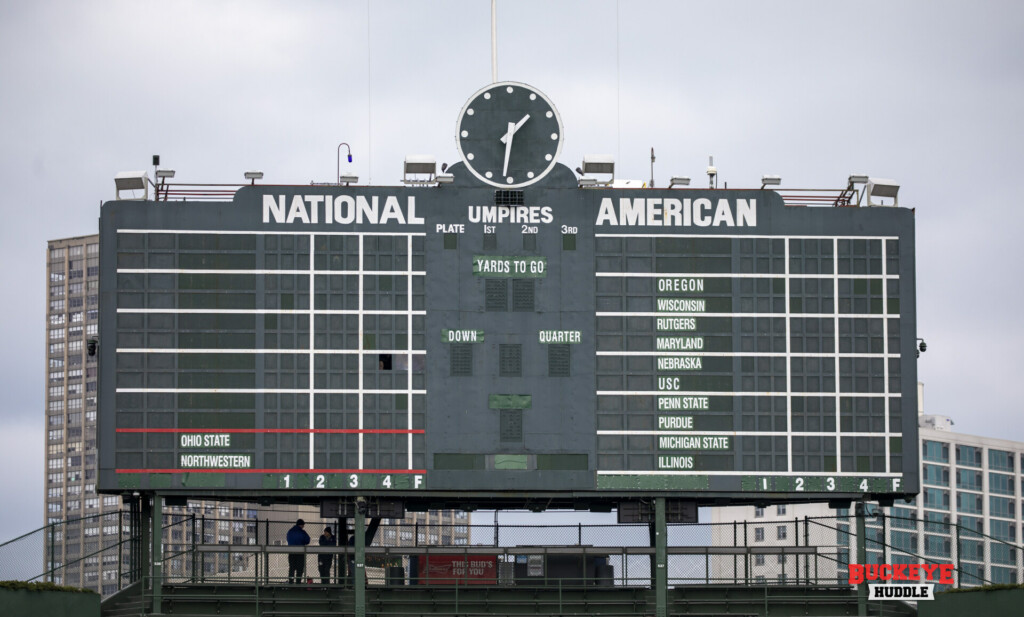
848, 563, 954, 601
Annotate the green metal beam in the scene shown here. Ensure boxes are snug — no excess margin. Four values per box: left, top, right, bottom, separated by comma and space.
355, 500, 366, 617
655, 497, 667, 617
856, 502, 867, 617
152, 494, 163, 614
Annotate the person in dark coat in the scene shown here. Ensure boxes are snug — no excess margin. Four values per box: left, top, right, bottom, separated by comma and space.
286, 519, 310, 583
318, 527, 337, 584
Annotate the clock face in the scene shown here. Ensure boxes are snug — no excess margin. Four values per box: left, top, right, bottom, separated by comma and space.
456, 82, 564, 189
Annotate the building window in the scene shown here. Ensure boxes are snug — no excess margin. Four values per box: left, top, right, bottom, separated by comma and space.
777, 526, 787, 540
754, 527, 764, 542
989, 449, 1015, 472
922, 441, 949, 464
777, 505, 786, 516
754, 507, 764, 518
755, 554, 765, 566
955, 445, 983, 468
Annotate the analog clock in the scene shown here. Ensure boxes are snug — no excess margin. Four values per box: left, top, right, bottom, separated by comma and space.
456, 81, 564, 188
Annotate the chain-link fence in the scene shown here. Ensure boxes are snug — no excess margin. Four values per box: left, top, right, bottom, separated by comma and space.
3, 509, 1021, 596
0, 510, 138, 594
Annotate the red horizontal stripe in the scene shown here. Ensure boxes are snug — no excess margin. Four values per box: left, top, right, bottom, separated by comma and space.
116, 469, 426, 474
115, 428, 423, 434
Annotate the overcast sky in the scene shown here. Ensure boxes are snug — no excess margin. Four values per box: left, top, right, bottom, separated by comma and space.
1, 1, 1022, 540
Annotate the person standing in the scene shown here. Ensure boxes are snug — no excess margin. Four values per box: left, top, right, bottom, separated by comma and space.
286, 519, 310, 584
318, 527, 337, 584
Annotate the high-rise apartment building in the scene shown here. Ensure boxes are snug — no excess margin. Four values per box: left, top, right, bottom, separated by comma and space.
44, 235, 110, 590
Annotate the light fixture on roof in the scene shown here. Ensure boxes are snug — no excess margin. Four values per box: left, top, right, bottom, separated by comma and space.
155, 169, 175, 179
339, 174, 358, 186
402, 155, 437, 185
578, 177, 598, 188
337, 142, 353, 184
114, 171, 150, 200
760, 174, 781, 188
866, 178, 899, 207
435, 173, 454, 184
847, 174, 869, 186
706, 156, 717, 189
669, 176, 691, 188
244, 170, 264, 185
581, 155, 614, 177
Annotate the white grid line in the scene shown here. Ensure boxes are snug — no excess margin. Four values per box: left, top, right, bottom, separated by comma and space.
118, 229, 427, 236
308, 232, 315, 469
116, 309, 426, 315
115, 348, 424, 355
358, 235, 364, 469
595, 233, 899, 240
785, 239, 793, 472
117, 269, 425, 275
834, 238, 842, 470
407, 235, 414, 470
594, 272, 898, 279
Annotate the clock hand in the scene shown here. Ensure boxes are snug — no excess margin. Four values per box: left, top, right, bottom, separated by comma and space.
499, 114, 531, 145
502, 121, 515, 177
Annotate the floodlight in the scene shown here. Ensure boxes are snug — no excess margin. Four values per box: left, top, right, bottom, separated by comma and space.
669, 176, 690, 188
436, 173, 455, 184
847, 174, 869, 185
761, 174, 781, 188
866, 178, 899, 206
244, 171, 264, 180
114, 171, 149, 200
403, 155, 437, 184
578, 177, 598, 187
155, 169, 175, 179
581, 155, 614, 176
339, 174, 359, 185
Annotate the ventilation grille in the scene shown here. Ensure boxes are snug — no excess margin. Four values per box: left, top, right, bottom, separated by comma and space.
450, 344, 473, 376
485, 279, 508, 311
512, 279, 535, 312
494, 190, 525, 206
548, 344, 570, 377
499, 344, 522, 377
500, 409, 523, 442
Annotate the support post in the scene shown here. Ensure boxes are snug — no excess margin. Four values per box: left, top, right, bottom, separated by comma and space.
655, 497, 667, 617
955, 522, 962, 588
803, 516, 810, 584
49, 523, 56, 583
152, 494, 163, 614
139, 497, 151, 592
855, 502, 867, 617
355, 501, 366, 617
190, 513, 197, 583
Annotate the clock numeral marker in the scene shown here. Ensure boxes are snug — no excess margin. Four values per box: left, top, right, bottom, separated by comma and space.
551, 133, 559, 140
506, 86, 514, 94
461, 130, 468, 138
467, 108, 475, 115
485, 171, 493, 179
483, 93, 491, 100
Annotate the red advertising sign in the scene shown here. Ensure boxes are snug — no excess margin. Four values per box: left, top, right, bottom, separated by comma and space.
418, 555, 498, 584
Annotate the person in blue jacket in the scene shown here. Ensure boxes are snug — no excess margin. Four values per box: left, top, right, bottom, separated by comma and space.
286, 519, 310, 583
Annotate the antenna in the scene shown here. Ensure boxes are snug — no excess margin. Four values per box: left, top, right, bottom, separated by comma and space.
649, 148, 655, 188
707, 155, 717, 189
491, 0, 498, 82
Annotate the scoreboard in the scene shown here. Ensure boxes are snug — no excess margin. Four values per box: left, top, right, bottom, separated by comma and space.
98, 82, 918, 504
98, 178, 918, 502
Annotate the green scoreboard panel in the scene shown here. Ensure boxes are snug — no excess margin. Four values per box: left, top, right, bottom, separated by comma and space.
98, 174, 918, 504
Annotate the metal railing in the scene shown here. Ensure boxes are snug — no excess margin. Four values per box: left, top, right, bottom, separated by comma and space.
3, 510, 1021, 597
142, 182, 864, 208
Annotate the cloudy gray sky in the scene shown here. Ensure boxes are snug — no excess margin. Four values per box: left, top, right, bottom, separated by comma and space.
1, 1, 1022, 539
